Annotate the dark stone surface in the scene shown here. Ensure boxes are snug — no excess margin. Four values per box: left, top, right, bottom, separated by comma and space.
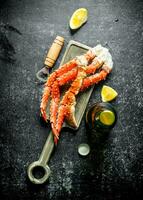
0, 0, 143, 199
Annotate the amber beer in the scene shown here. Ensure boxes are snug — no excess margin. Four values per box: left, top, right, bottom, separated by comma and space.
86, 102, 117, 132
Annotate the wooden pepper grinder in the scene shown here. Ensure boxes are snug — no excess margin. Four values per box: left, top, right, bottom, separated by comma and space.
36, 36, 64, 82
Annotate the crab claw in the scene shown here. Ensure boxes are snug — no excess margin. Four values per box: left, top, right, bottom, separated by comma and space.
40, 108, 48, 122
65, 93, 77, 128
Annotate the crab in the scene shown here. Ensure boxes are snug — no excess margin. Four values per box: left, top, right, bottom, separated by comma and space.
40, 44, 113, 144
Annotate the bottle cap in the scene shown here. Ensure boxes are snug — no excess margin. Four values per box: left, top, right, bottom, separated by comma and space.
78, 143, 90, 156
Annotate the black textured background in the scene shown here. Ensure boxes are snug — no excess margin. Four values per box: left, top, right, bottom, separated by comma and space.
0, 0, 143, 199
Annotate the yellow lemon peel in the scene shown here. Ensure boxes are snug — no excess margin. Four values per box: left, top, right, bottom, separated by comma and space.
69, 8, 88, 30
101, 85, 118, 102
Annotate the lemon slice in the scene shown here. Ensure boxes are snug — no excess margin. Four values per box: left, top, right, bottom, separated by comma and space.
101, 85, 118, 102
69, 8, 88, 30
99, 110, 115, 126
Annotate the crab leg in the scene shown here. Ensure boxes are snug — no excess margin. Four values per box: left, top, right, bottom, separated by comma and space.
40, 60, 78, 121
41, 49, 97, 122
57, 57, 103, 86
50, 80, 60, 138
80, 66, 111, 91
53, 66, 86, 144
40, 72, 57, 122
57, 68, 78, 86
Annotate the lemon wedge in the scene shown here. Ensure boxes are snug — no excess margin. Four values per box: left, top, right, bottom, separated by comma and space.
99, 110, 115, 126
101, 85, 118, 102
69, 8, 88, 30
